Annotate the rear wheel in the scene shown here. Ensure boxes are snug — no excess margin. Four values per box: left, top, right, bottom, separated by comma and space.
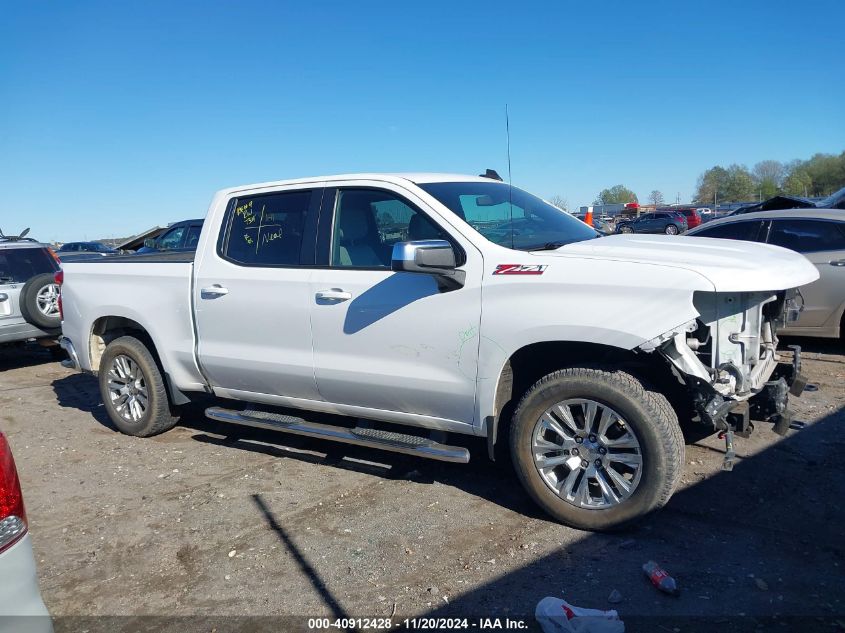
664, 224, 679, 235
99, 336, 178, 437
509, 366, 684, 531
19, 273, 61, 330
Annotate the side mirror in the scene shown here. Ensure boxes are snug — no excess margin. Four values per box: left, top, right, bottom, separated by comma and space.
391, 240, 464, 289
143, 238, 156, 249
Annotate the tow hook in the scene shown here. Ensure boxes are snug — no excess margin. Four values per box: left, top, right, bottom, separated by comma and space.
718, 428, 736, 471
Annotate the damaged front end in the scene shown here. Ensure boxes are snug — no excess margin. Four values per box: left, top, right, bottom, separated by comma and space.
639, 289, 807, 468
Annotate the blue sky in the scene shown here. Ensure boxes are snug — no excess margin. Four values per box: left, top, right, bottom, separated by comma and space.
2, 0, 843, 242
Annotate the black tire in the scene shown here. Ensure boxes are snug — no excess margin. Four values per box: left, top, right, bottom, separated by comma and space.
617, 225, 633, 234
20, 273, 61, 330
509, 366, 684, 531
98, 335, 179, 437
664, 224, 679, 235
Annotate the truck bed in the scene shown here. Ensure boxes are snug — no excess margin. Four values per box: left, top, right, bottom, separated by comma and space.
59, 255, 206, 392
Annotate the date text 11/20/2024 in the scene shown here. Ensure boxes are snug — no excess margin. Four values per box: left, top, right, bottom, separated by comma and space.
307, 617, 529, 630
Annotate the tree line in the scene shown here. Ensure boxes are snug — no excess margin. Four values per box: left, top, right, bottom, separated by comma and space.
694, 150, 845, 205
574, 149, 845, 209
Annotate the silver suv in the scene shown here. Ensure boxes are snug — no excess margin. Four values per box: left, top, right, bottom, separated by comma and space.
0, 229, 62, 346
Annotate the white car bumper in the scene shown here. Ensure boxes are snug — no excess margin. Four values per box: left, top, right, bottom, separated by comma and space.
0, 534, 52, 633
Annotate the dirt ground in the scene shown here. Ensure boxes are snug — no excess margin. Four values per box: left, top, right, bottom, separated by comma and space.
1, 339, 843, 633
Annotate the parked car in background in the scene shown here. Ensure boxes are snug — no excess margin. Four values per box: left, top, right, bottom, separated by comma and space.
574, 213, 613, 234
688, 209, 845, 341
136, 219, 203, 253
0, 432, 53, 632
615, 211, 688, 235
0, 230, 62, 348
730, 186, 845, 216
58, 242, 116, 256
672, 208, 702, 229
58, 172, 816, 530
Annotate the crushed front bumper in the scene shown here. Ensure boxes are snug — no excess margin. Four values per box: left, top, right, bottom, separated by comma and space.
748, 345, 807, 436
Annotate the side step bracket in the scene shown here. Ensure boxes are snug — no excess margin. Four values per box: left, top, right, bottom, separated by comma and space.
204, 407, 470, 463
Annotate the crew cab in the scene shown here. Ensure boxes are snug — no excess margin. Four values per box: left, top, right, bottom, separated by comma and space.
58, 173, 818, 530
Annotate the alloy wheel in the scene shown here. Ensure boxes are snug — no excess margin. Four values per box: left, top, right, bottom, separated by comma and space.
531, 399, 643, 509
36, 283, 60, 317
106, 354, 149, 422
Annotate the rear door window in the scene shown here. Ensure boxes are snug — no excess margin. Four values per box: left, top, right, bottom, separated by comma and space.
222, 190, 313, 266
767, 219, 845, 253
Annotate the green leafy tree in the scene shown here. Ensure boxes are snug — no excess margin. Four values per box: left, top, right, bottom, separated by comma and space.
782, 167, 812, 197
724, 164, 755, 202
695, 164, 755, 203
594, 185, 638, 205
801, 153, 845, 196
694, 166, 730, 204
648, 190, 665, 205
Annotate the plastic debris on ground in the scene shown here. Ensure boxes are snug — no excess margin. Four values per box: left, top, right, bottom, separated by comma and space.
535, 596, 625, 633
642, 560, 680, 596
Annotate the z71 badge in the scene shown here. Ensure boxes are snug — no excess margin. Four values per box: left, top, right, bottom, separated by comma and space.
492, 264, 548, 275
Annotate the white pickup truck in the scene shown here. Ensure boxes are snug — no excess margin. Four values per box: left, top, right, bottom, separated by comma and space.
58, 173, 818, 530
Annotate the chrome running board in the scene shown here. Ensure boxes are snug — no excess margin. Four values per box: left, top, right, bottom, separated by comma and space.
205, 407, 470, 463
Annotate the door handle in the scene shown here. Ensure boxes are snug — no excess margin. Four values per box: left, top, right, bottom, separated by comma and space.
830, 260, 845, 267
200, 285, 229, 299
316, 289, 352, 302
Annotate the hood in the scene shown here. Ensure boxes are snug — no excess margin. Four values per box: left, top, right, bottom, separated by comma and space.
543, 234, 819, 292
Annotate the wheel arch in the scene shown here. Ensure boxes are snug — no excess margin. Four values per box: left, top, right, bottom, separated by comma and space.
485, 340, 683, 459
89, 316, 190, 406
89, 316, 161, 372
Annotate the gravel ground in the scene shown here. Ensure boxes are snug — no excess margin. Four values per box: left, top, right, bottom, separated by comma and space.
0, 339, 843, 632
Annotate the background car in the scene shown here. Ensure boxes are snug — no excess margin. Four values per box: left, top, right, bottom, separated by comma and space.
615, 211, 688, 235
57, 241, 116, 256
136, 218, 203, 253
673, 208, 702, 229
0, 432, 52, 632
0, 230, 62, 348
574, 213, 613, 234
687, 208, 845, 341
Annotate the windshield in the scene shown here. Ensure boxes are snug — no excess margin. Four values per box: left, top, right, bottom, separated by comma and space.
419, 181, 598, 250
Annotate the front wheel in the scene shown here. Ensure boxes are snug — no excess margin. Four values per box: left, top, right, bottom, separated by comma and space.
99, 336, 179, 437
509, 366, 684, 531
664, 224, 679, 235
617, 225, 634, 234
